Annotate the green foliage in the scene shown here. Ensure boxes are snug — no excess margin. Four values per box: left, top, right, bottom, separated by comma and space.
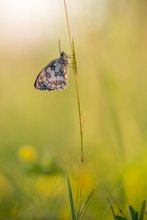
67, 177, 76, 220
139, 200, 146, 220
77, 186, 97, 219
115, 217, 128, 220
129, 205, 139, 220
112, 201, 146, 220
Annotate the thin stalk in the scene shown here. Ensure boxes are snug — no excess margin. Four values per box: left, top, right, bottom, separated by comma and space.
72, 39, 84, 163
75, 74, 84, 162
67, 176, 76, 220
63, 0, 72, 50
63, 0, 84, 215
63, 0, 84, 164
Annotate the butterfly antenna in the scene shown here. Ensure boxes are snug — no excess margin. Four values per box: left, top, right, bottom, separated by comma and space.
58, 39, 62, 54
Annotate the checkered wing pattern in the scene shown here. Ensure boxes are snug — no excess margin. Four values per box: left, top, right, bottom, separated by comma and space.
34, 51, 68, 91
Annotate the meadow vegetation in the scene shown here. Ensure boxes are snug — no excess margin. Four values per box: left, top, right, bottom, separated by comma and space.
0, 0, 147, 219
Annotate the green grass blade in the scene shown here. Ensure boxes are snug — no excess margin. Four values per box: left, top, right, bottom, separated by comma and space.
101, 198, 114, 220
77, 186, 96, 219
115, 216, 128, 220
129, 205, 138, 220
139, 200, 146, 220
110, 203, 116, 220
67, 176, 76, 220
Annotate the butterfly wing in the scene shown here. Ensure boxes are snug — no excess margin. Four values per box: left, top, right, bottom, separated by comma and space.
34, 58, 68, 91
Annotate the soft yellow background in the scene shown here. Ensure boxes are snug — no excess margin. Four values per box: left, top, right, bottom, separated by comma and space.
0, 0, 147, 219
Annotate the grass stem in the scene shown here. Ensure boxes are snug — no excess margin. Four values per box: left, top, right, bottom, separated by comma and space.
63, 0, 84, 215
63, 0, 72, 50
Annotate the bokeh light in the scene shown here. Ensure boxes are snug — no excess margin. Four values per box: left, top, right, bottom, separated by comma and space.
0, 0, 147, 218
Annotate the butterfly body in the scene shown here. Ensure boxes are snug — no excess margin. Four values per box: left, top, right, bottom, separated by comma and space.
34, 51, 68, 91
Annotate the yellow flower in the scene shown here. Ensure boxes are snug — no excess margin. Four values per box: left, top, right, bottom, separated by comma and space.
18, 145, 38, 162
35, 174, 64, 197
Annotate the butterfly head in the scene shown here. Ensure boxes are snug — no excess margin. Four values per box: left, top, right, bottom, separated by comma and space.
60, 51, 68, 64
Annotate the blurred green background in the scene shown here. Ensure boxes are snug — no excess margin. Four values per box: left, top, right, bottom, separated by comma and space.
0, 0, 147, 219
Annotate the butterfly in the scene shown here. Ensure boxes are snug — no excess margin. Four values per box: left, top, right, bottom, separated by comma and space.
34, 51, 68, 91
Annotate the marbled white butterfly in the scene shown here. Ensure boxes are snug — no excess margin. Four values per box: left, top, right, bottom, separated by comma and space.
34, 51, 68, 91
